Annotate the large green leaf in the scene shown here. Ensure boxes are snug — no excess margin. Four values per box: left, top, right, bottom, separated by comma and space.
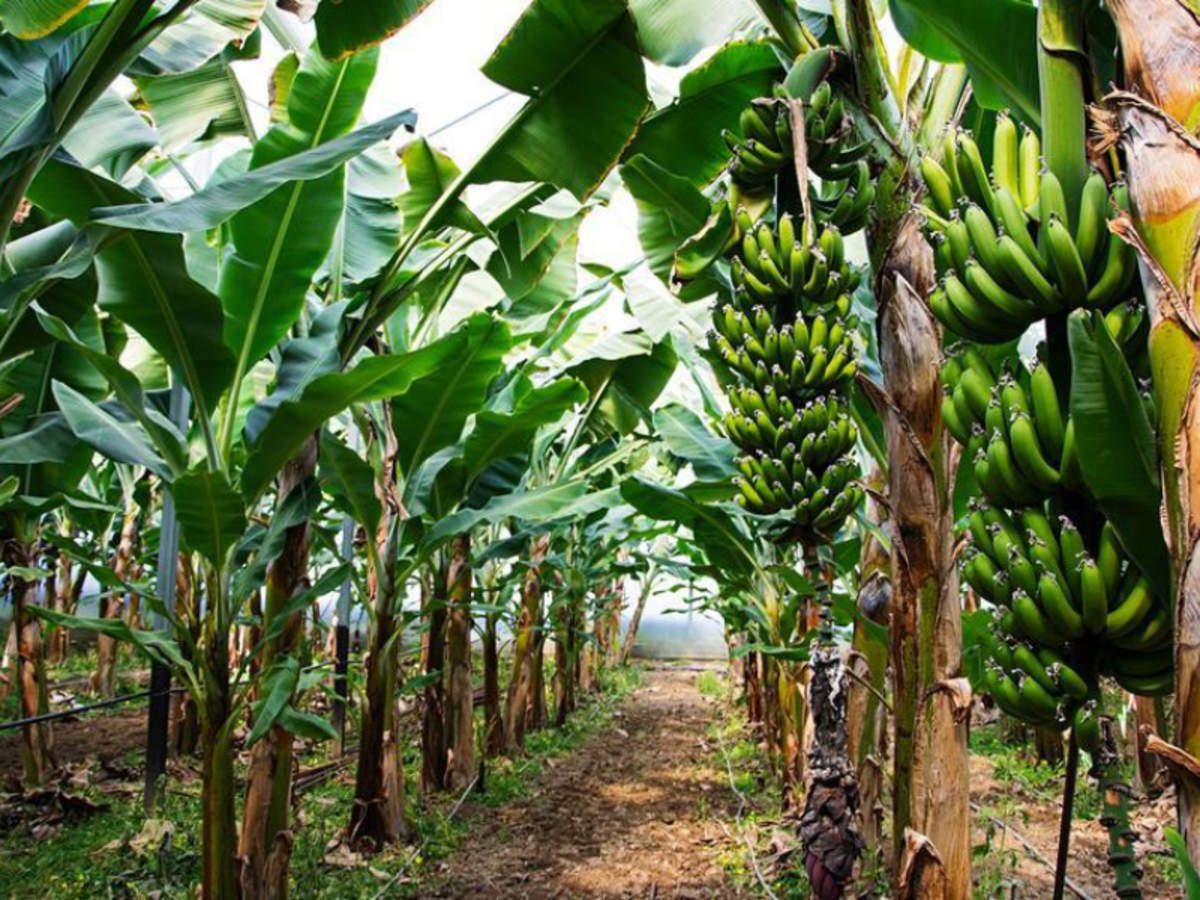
319, 430, 380, 538
629, 0, 761, 65
416, 374, 587, 513
652, 403, 735, 481
314, 0, 433, 60
1068, 311, 1171, 599
392, 314, 511, 475
247, 655, 300, 746
134, 56, 249, 150
240, 321, 474, 499
27, 159, 234, 413
135, 0, 265, 76
52, 380, 169, 477
243, 301, 344, 445
216, 45, 379, 387
620, 476, 755, 581
620, 155, 710, 283
423, 480, 607, 549
888, 0, 1039, 119
624, 40, 780, 186
173, 467, 246, 565
34, 307, 188, 472
472, 0, 649, 200
564, 331, 677, 436
30, 607, 189, 671
61, 90, 158, 173
397, 138, 485, 237
94, 110, 414, 232
0, 0, 88, 39
487, 211, 585, 317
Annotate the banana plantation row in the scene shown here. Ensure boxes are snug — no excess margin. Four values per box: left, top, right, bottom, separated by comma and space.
1, 0, 1198, 897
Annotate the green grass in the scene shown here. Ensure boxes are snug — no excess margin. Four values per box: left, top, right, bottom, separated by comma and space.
695, 669, 723, 699
698, 674, 810, 899
0, 665, 642, 899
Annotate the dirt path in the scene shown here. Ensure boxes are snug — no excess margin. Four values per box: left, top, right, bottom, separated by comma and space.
424, 668, 748, 899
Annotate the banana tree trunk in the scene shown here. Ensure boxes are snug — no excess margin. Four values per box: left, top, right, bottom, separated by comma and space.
350, 424, 409, 844
444, 533, 474, 791
94, 497, 138, 698
847, 498, 890, 858
48, 527, 73, 664
170, 552, 200, 755
553, 597, 570, 727
619, 569, 657, 666
200, 662, 238, 900
504, 535, 548, 754
529, 621, 548, 731
421, 558, 449, 793
744, 643, 763, 724
875, 214, 969, 897
1100, 0, 1200, 867
483, 609, 504, 756
13, 571, 54, 786
239, 440, 317, 900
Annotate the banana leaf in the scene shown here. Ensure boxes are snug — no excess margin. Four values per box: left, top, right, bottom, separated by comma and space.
624, 40, 781, 187
1068, 311, 1171, 600
471, 0, 649, 201
888, 0, 1039, 119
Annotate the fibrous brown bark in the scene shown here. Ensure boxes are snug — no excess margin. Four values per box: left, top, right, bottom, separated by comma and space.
170, 553, 199, 757
239, 438, 317, 900
483, 609, 504, 756
444, 533, 474, 791
421, 558, 449, 793
93, 497, 138, 698
47, 529, 73, 664
12, 571, 55, 786
846, 483, 890, 858
800, 646, 862, 900
875, 213, 968, 897
349, 420, 409, 846
505, 535, 548, 753
619, 568, 656, 666
1099, 0, 1200, 871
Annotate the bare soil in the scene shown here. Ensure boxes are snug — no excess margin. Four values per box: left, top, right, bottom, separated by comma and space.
0, 707, 146, 785
969, 753, 1178, 898
423, 667, 749, 899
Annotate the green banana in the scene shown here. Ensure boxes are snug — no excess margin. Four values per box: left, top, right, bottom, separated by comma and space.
1105, 575, 1154, 638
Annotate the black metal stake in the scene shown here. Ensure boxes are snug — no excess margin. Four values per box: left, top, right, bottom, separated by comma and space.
332, 514, 353, 754
1053, 727, 1080, 900
143, 382, 188, 813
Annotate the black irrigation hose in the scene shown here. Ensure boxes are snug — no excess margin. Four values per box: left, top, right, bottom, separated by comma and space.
0, 686, 186, 733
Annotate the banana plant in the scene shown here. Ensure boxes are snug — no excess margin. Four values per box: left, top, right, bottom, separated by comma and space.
0, 0, 265, 254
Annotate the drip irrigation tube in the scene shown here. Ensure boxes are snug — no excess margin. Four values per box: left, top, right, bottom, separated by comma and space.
0, 686, 186, 733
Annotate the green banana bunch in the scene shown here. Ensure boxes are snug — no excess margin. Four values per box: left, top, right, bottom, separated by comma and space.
729, 210, 861, 312
711, 305, 859, 401
724, 82, 871, 190
733, 445, 863, 526
809, 160, 875, 235
920, 119, 1137, 343
963, 500, 1173, 695
940, 349, 1081, 506
983, 641, 1087, 727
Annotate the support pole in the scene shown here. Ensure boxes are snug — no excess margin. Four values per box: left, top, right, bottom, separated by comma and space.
143, 381, 188, 813
333, 513, 354, 754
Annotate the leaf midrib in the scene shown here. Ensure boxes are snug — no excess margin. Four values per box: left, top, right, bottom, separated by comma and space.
231, 58, 352, 396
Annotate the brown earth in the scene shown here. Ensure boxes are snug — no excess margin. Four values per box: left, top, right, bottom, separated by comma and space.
422, 667, 750, 899
0, 707, 146, 785
969, 752, 1178, 898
